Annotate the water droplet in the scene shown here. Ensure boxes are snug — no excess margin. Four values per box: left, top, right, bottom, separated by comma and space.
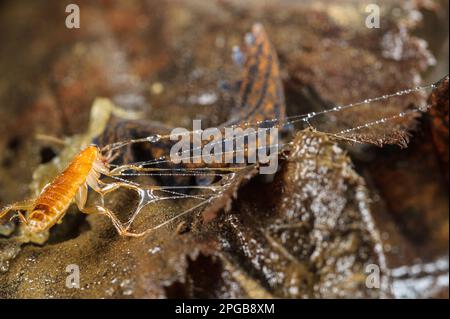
147, 134, 161, 143
197, 92, 218, 105
232, 45, 245, 66
148, 246, 161, 255
307, 112, 316, 119
120, 279, 134, 296
419, 105, 429, 112
245, 33, 255, 45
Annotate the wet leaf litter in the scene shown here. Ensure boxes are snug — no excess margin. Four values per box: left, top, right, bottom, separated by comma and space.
0, 0, 448, 298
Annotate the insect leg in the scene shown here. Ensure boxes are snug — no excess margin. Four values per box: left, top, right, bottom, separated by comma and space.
94, 180, 141, 198
34, 134, 66, 146
16, 212, 28, 225
0, 200, 34, 222
80, 205, 144, 237
75, 184, 88, 211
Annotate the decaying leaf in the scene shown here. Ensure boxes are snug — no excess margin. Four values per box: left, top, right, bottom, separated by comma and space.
428, 75, 449, 182
217, 130, 389, 298
353, 77, 449, 298
279, 1, 436, 146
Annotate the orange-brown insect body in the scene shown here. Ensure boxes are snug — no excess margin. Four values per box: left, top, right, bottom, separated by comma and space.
28, 146, 99, 232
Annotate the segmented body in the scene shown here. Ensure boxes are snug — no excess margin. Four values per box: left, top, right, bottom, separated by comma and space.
233, 23, 285, 126
28, 145, 99, 232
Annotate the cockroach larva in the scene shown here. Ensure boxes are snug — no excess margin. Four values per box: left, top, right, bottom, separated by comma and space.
0, 145, 142, 243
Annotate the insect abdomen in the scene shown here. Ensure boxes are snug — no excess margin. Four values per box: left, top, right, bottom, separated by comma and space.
29, 146, 98, 229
